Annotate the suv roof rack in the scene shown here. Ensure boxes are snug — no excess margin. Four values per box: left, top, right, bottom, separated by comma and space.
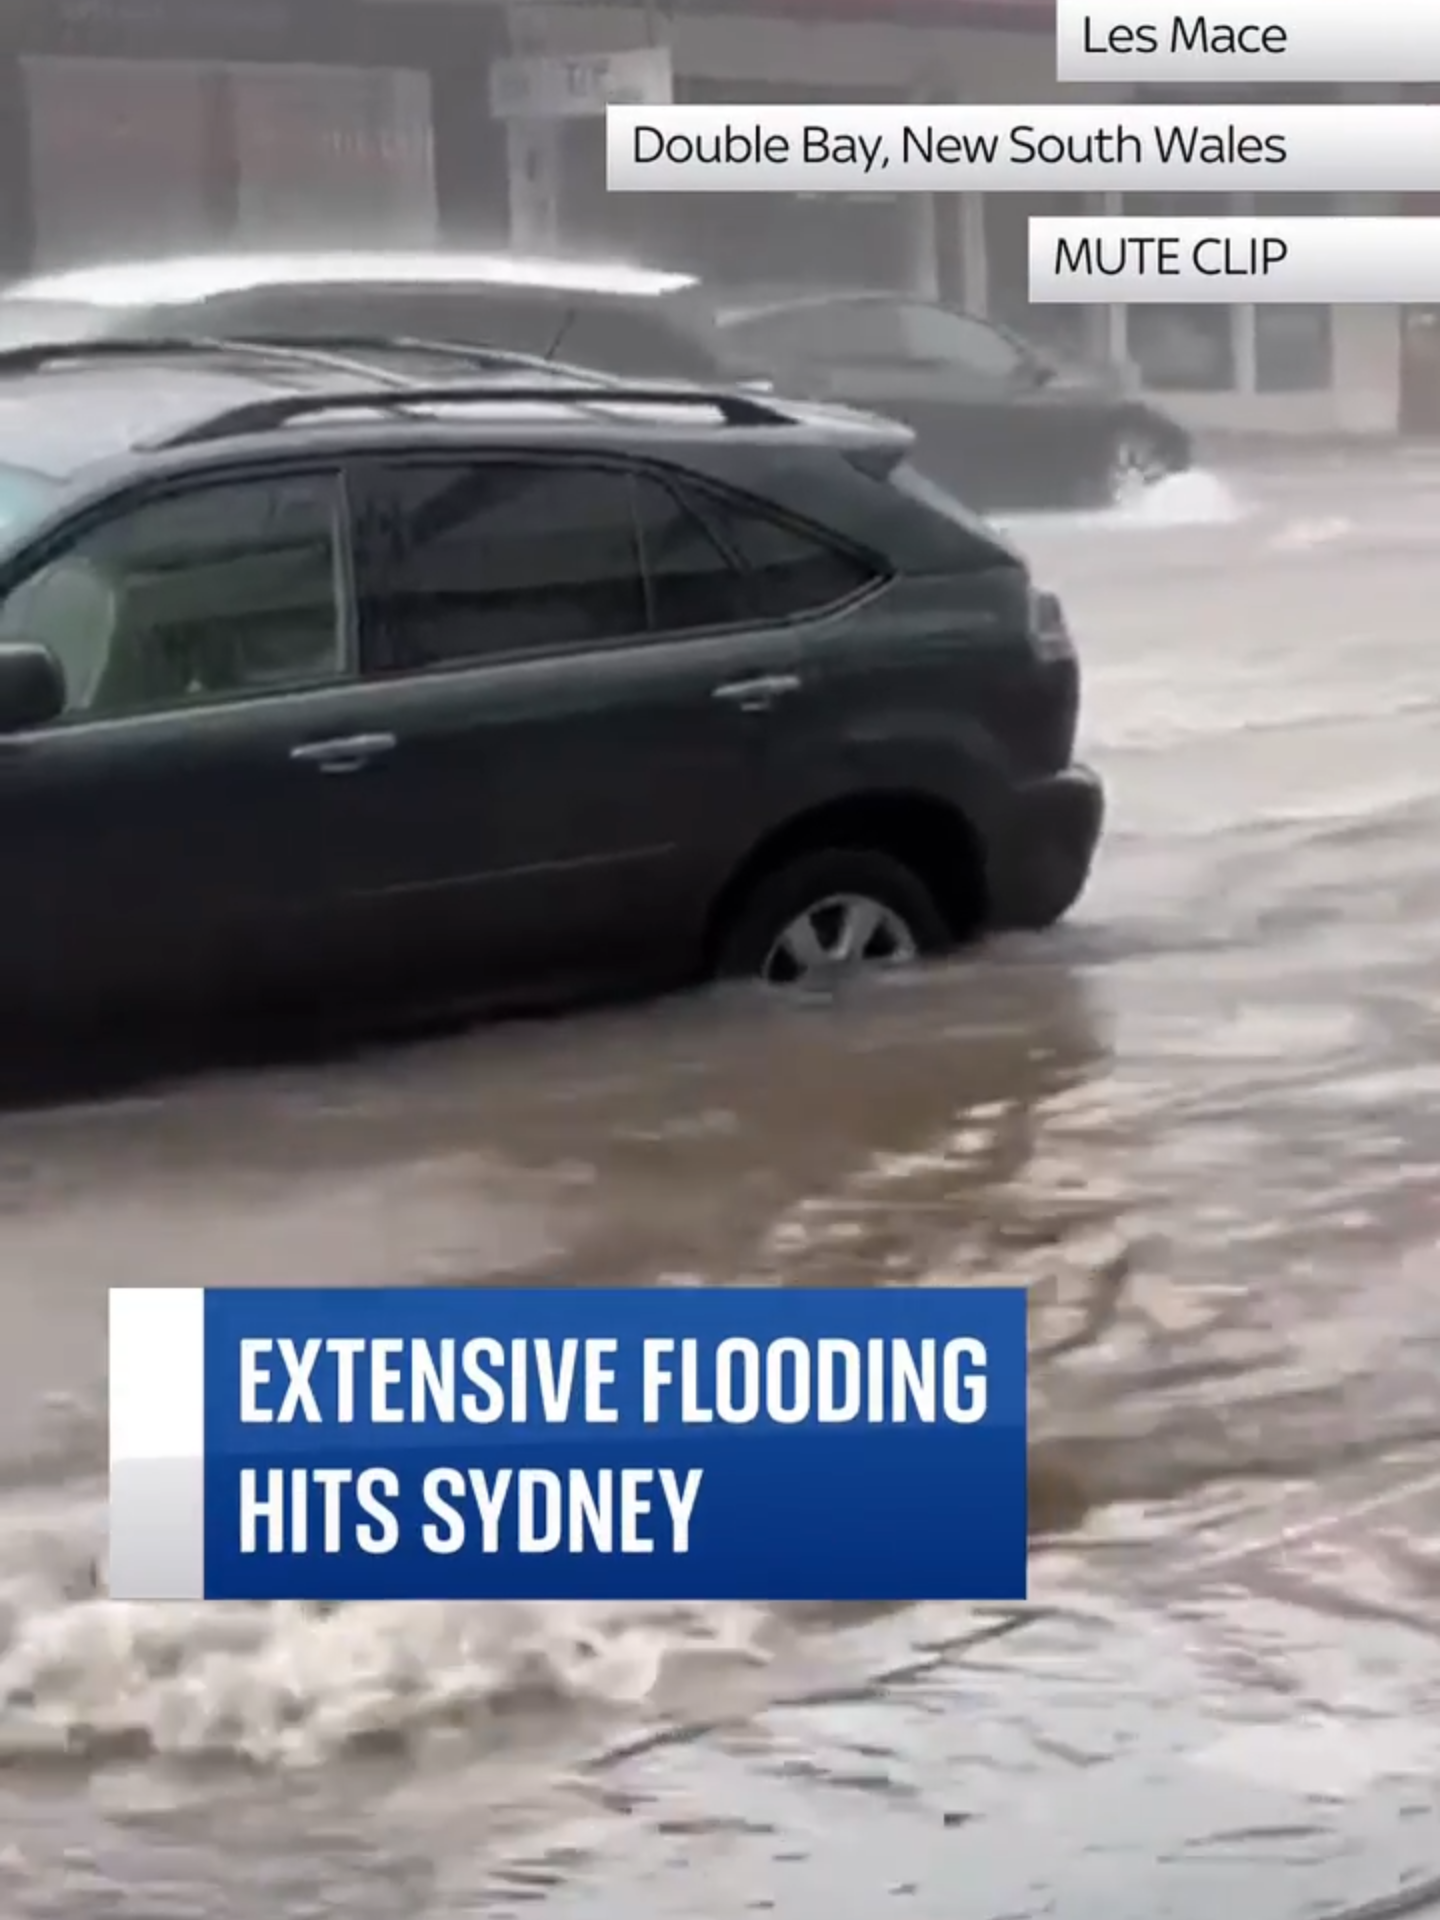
0, 332, 604, 383
157, 380, 792, 448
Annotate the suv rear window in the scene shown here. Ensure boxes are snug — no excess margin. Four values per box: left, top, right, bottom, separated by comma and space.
693, 491, 879, 619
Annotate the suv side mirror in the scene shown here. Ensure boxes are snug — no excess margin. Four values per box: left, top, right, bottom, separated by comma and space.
0, 641, 65, 731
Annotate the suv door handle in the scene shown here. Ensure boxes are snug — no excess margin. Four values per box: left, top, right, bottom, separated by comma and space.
290, 732, 396, 773
711, 673, 802, 710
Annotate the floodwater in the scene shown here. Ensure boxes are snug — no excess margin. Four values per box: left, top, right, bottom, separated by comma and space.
4, 451, 1440, 1917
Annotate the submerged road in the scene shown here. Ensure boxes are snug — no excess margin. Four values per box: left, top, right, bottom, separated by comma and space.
1, 451, 1439, 1917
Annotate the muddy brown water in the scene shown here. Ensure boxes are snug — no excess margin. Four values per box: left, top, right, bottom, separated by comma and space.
2, 461, 1440, 1917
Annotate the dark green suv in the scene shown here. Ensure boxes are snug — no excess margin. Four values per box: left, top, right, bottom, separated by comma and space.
0, 337, 1102, 1039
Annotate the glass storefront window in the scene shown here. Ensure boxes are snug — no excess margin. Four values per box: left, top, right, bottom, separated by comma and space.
1251, 194, 1334, 392
984, 194, 1093, 366
1125, 307, 1236, 391
1121, 192, 1235, 391
1254, 306, 1333, 392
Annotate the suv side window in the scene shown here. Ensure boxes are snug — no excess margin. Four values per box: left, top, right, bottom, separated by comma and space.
361, 462, 647, 670
0, 471, 347, 718
692, 491, 879, 620
359, 462, 867, 675
360, 462, 756, 672
633, 475, 751, 632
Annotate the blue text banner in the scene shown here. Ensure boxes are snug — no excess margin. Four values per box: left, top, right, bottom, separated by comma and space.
107, 1286, 1028, 1603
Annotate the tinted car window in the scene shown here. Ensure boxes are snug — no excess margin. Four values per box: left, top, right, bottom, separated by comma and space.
361, 464, 794, 669
728, 302, 899, 366
203, 285, 564, 358
634, 478, 749, 632
204, 284, 723, 380
728, 300, 1025, 384
722, 306, 832, 369
0, 471, 345, 716
362, 462, 648, 669
695, 492, 878, 620
557, 305, 725, 381
893, 306, 1026, 380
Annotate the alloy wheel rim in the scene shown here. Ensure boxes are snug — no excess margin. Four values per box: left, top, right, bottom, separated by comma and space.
760, 893, 918, 988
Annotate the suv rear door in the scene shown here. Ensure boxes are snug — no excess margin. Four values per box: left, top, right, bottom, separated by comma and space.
344, 451, 878, 1002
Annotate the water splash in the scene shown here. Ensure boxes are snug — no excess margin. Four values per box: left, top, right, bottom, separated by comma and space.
1001, 466, 1247, 537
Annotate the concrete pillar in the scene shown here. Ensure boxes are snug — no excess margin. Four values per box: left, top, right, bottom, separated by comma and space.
959, 193, 988, 314
1099, 188, 1126, 367
505, 119, 560, 250
1228, 190, 1256, 393
1232, 302, 1257, 393
0, 54, 36, 277
502, 5, 561, 253
903, 190, 939, 298
1331, 188, 1401, 431
902, 75, 952, 301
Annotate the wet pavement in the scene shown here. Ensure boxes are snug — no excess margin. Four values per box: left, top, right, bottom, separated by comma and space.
2, 451, 1440, 1917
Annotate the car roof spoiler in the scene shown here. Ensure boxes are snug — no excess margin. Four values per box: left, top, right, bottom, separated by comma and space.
769, 393, 914, 477
157, 379, 804, 446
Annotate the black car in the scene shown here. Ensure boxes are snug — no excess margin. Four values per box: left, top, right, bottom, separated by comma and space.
714, 290, 1193, 513
0, 249, 748, 385
0, 336, 1102, 1044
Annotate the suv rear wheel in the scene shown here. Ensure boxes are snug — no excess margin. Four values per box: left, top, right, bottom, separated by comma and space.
714, 849, 951, 989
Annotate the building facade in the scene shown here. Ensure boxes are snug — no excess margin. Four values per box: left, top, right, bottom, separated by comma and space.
504, 1, 1403, 436
0, 0, 1414, 436
0, 0, 511, 277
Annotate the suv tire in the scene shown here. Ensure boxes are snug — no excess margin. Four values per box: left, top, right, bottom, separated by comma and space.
714, 848, 951, 988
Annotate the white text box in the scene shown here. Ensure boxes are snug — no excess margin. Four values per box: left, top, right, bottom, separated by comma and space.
1028, 217, 1440, 303
607, 104, 1440, 195
1057, 0, 1440, 86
